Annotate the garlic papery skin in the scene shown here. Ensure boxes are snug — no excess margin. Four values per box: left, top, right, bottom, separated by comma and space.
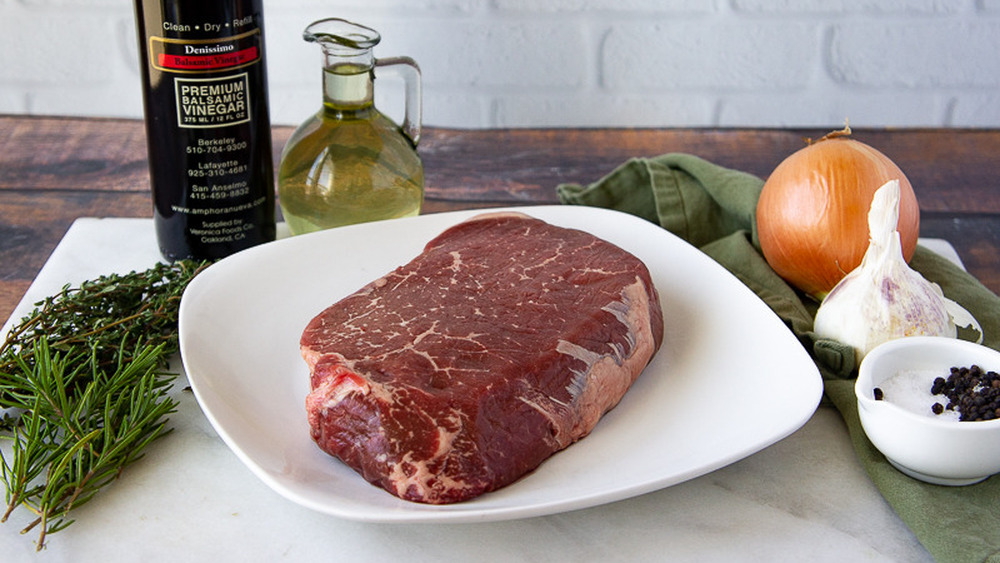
813, 179, 981, 367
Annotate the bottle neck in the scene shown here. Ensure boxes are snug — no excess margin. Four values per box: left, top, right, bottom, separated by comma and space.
322, 64, 374, 111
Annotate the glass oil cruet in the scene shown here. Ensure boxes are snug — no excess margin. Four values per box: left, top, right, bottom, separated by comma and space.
278, 18, 424, 235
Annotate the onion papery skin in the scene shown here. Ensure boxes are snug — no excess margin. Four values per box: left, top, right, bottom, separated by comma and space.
756, 137, 920, 299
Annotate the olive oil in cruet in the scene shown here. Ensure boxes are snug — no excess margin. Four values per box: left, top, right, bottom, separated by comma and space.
278, 18, 424, 235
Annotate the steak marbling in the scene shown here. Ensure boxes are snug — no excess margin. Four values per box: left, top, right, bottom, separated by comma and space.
302, 212, 664, 504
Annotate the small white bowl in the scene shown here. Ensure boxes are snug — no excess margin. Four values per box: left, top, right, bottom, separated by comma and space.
856, 336, 1000, 486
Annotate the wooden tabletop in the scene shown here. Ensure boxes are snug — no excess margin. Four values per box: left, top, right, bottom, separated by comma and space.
2, 114, 999, 324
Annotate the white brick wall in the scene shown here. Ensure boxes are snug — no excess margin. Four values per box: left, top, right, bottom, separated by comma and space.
1, 0, 998, 128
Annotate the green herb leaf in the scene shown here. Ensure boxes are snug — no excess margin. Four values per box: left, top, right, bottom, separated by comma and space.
0, 259, 207, 550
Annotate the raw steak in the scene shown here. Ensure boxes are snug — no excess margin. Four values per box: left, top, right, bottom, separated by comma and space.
302, 212, 664, 504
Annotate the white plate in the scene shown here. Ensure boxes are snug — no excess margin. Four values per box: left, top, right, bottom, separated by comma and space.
179, 205, 823, 523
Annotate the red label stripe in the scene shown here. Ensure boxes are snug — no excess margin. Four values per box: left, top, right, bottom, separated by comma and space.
158, 46, 258, 71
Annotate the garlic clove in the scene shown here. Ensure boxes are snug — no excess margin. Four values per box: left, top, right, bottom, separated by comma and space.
812, 179, 981, 367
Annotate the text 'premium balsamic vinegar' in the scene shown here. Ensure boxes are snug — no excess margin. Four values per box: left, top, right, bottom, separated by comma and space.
134, 0, 275, 261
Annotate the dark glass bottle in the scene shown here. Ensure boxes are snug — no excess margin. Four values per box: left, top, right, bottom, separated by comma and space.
133, 0, 275, 261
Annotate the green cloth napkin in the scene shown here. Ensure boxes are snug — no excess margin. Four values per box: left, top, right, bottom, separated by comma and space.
557, 153, 1000, 563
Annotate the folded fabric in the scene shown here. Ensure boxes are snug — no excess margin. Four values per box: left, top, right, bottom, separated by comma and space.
557, 153, 1000, 563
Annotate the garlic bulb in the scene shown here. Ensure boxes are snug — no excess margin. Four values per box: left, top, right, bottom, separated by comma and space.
813, 179, 981, 366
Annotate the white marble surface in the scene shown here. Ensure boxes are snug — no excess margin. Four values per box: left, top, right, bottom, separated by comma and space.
0, 218, 935, 562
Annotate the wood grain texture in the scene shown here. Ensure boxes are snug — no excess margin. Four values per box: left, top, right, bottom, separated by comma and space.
2, 115, 999, 324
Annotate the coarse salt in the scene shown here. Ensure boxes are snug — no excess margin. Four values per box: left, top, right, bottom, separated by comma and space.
876, 369, 960, 421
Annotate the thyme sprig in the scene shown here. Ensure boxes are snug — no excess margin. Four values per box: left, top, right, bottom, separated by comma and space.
0, 260, 207, 550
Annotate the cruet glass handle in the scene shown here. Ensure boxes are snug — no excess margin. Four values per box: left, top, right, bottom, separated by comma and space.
375, 56, 422, 146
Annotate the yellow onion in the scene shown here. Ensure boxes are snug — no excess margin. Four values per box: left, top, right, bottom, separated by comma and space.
756, 127, 920, 299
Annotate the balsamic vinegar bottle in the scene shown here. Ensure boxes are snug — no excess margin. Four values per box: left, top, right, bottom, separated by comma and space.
133, 0, 276, 261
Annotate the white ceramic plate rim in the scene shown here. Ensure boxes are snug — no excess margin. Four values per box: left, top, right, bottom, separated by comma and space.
179, 205, 823, 523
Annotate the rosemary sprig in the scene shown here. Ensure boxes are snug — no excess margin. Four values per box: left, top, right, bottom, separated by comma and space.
0, 259, 207, 550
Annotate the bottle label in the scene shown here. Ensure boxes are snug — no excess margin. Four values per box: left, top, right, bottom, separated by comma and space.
174, 74, 251, 128
150, 29, 261, 73
148, 29, 260, 128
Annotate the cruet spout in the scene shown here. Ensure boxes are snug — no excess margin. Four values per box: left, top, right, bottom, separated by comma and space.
304, 18, 380, 70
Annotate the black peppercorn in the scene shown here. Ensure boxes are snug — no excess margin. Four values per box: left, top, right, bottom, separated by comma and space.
930, 364, 1000, 421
